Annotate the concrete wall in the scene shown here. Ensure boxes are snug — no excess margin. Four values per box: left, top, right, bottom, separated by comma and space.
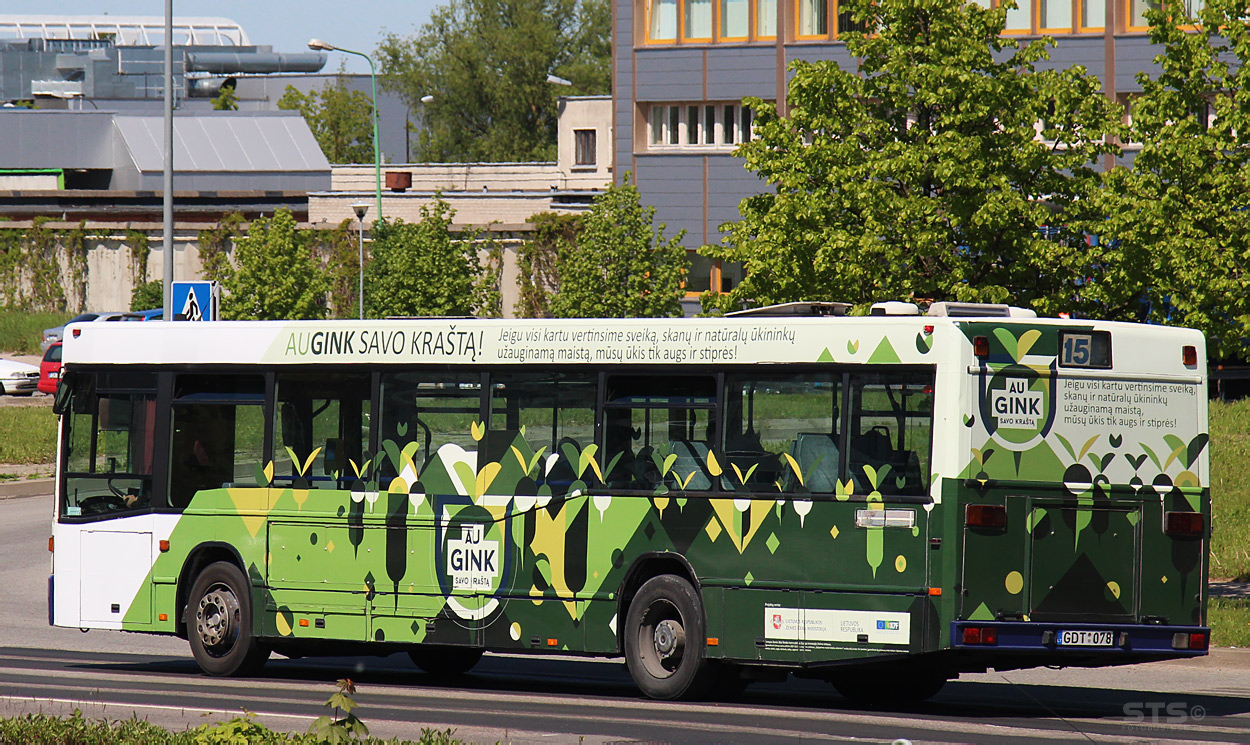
0, 220, 532, 317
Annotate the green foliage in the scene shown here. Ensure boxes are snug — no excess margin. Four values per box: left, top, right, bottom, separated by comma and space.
378, 0, 610, 162
363, 199, 497, 318
278, 64, 376, 164
550, 175, 687, 318
1209, 597, 1250, 647
212, 84, 240, 111
701, 0, 1119, 316
1096, 0, 1250, 359
316, 219, 367, 319
130, 280, 163, 312
308, 678, 370, 743
515, 212, 582, 317
1211, 397, 1250, 580
222, 209, 328, 320
0, 405, 56, 464
191, 710, 300, 744
127, 229, 151, 287
0, 310, 68, 355
0, 710, 182, 744
198, 213, 245, 285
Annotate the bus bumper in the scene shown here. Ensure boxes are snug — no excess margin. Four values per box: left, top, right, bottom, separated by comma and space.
951, 621, 1210, 657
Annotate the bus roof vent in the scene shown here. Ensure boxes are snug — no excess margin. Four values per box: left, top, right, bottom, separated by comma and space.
927, 302, 1037, 319
870, 301, 920, 316
727, 301, 852, 318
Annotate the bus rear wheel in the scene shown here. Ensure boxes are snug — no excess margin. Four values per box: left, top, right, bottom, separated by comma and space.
624, 574, 713, 700
407, 645, 483, 676
186, 561, 269, 676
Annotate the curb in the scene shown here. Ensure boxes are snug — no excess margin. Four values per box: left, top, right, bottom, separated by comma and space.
0, 478, 53, 500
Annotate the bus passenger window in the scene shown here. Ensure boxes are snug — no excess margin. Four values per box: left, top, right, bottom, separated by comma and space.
724, 373, 840, 494
847, 372, 933, 496
603, 375, 718, 492
273, 374, 370, 489
379, 372, 482, 482
169, 374, 265, 509
486, 372, 595, 496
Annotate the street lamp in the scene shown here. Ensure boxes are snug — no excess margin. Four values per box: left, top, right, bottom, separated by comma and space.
406, 94, 434, 163
308, 38, 382, 220
351, 202, 369, 319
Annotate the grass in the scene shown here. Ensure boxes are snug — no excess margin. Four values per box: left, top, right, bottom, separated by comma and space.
0, 405, 56, 465
0, 310, 70, 355
1208, 597, 1250, 648
1209, 398, 1250, 580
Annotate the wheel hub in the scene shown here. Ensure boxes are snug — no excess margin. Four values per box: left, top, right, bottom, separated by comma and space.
196, 586, 239, 649
653, 619, 685, 660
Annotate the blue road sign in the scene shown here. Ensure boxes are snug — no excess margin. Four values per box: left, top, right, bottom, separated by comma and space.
171, 281, 216, 321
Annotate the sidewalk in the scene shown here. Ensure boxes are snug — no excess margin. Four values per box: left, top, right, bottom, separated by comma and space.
0, 477, 52, 499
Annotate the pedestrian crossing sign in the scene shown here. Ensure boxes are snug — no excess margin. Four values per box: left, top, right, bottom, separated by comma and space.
171, 281, 219, 321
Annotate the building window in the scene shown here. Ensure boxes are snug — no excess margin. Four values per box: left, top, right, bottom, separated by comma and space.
1038, 0, 1072, 30
574, 129, 597, 166
757, 0, 777, 37
1128, 0, 1204, 31
1080, 0, 1105, 30
1003, 0, 1033, 33
721, 0, 750, 38
685, 0, 714, 39
646, 103, 756, 150
797, 0, 829, 37
650, 0, 679, 41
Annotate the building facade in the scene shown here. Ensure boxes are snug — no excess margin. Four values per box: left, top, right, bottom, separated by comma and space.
613, 0, 1179, 296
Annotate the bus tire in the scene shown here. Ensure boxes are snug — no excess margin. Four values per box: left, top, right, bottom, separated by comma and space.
186, 561, 269, 677
624, 574, 713, 700
407, 645, 483, 676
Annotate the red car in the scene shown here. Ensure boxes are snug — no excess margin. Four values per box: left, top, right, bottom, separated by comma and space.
38, 342, 62, 394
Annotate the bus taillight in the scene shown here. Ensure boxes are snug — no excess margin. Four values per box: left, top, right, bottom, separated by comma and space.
962, 626, 998, 645
48, 536, 53, 553
965, 504, 1006, 529
1164, 511, 1204, 537
1173, 632, 1208, 650
973, 336, 990, 359
1182, 345, 1197, 367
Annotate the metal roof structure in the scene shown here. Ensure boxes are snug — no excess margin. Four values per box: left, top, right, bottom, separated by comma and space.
115, 112, 330, 176
0, 15, 249, 46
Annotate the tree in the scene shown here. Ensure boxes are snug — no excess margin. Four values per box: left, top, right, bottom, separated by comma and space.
211, 83, 238, 111
130, 280, 162, 311
550, 176, 688, 318
222, 209, 328, 320
700, 0, 1120, 316
278, 63, 376, 163
378, 0, 610, 162
1098, 0, 1250, 358
363, 199, 499, 318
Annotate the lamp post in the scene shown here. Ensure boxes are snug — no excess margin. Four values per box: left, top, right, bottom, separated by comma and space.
406, 94, 434, 163
308, 38, 382, 220
351, 202, 369, 319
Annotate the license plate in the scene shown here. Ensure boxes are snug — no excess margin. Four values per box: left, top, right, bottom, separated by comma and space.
49, 372, 58, 379
1058, 630, 1114, 646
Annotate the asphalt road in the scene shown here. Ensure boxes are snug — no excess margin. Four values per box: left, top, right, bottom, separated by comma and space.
5, 492, 1250, 743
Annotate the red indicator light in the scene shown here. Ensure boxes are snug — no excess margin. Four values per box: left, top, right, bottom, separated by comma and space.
547, 638, 558, 647
300, 619, 310, 627
159, 539, 170, 552
159, 613, 168, 621
1182, 345, 1197, 367
962, 627, 981, 644
961, 626, 999, 645
707, 637, 719, 646
1189, 632, 1208, 650
973, 335, 989, 358
48, 536, 54, 553
982, 627, 998, 645
1164, 511, 1204, 537
928, 587, 942, 596
966, 504, 1007, 529
72, 328, 81, 338
923, 325, 934, 335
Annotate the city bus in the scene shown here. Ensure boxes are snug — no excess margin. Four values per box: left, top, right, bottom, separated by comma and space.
48, 301, 1210, 703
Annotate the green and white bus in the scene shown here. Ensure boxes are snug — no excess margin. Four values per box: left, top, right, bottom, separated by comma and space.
49, 301, 1210, 703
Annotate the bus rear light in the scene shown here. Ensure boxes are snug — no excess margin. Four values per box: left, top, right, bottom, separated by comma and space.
1164, 511, 1204, 537
1172, 632, 1208, 650
923, 325, 934, 335
48, 536, 53, 553
72, 328, 81, 338
962, 626, 998, 645
159, 613, 168, 621
159, 539, 170, 552
1182, 345, 1197, 367
973, 336, 990, 359
966, 504, 1007, 529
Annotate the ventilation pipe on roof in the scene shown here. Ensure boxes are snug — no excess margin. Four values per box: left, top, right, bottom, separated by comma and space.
184, 51, 326, 74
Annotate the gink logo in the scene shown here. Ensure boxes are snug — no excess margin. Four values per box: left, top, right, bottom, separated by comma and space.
445, 524, 499, 591
1122, 702, 1206, 727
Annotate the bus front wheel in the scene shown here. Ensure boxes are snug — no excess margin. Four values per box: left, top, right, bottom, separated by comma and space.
186, 561, 269, 676
624, 574, 713, 700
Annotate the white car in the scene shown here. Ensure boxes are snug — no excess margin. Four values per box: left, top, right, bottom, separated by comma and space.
0, 358, 39, 396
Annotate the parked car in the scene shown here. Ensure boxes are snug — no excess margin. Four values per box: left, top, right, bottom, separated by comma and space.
41, 311, 126, 353
0, 357, 40, 396
38, 342, 62, 395
121, 308, 163, 321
